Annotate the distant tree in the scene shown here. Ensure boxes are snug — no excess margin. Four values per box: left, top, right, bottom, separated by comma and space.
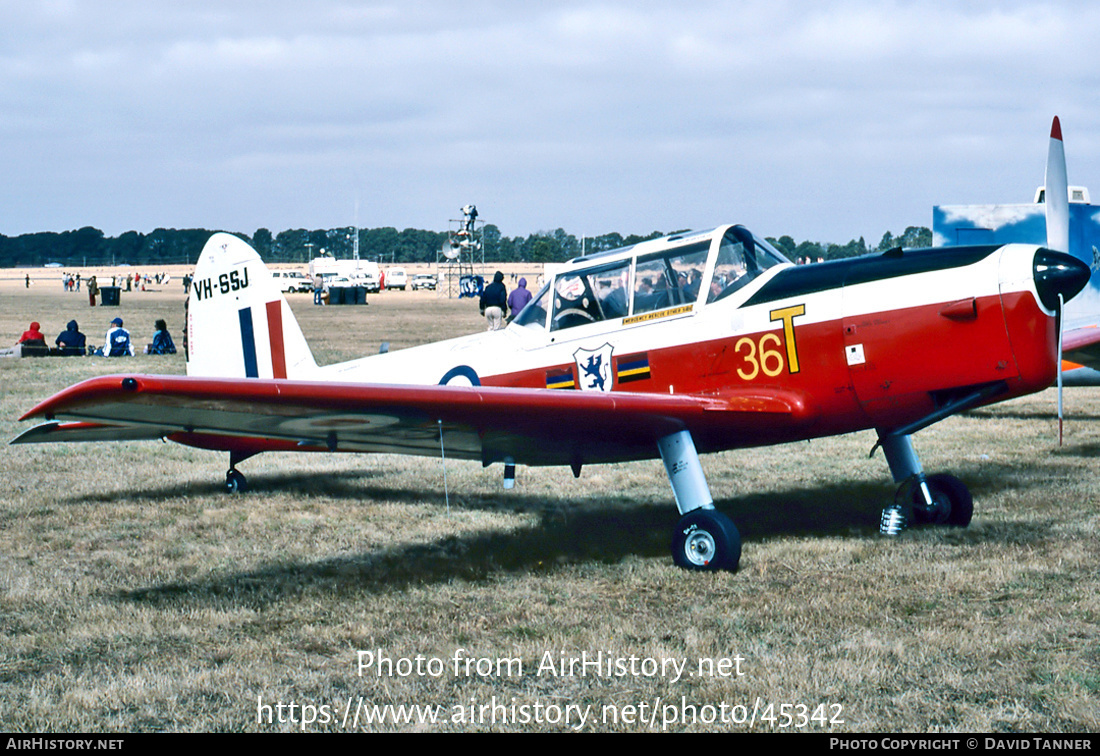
794, 240, 824, 262
361, 227, 399, 261
623, 231, 665, 246
876, 230, 896, 251
587, 232, 624, 255
251, 228, 273, 258
824, 236, 867, 260
526, 237, 556, 263
482, 224, 504, 260
115, 231, 144, 263
769, 235, 797, 259
0, 221, 937, 269
897, 226, 932, 249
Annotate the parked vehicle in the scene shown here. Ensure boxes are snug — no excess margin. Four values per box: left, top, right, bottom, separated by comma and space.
271, 270, 312, 293
385, 267, 408, 290
411, 273, 438, 291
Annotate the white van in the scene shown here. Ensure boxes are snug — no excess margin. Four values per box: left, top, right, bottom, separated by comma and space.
385, 267, 408, 290
271, 270, 312, 293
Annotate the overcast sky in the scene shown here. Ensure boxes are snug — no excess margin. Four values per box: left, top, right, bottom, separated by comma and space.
2, 1, 1098, 245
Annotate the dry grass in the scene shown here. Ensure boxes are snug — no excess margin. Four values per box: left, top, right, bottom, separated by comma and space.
0, 270, 1098, 732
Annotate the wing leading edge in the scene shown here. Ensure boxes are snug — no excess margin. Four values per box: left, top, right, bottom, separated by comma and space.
14, 374, 815, 466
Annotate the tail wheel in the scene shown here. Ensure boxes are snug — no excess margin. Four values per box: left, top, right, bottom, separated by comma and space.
907, 473, 972, 527
226, 469, 248, 494
671, 510, 741, 572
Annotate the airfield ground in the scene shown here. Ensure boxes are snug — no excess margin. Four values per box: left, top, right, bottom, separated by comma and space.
0, 267, 1097, 732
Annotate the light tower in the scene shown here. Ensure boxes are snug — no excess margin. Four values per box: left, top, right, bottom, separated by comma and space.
437, 204, 485, 298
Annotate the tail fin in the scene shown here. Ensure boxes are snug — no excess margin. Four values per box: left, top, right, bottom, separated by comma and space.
186, 233, 318, 379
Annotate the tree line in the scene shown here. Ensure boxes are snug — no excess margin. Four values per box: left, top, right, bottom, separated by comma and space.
0, 224, 932, 268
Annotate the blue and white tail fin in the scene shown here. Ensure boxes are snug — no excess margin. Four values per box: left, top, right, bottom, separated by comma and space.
186, 233, 318, 379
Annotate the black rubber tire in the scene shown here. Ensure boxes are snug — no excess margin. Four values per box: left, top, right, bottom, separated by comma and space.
671, 510, 741, 572
909, 473, 972, 527
226, 469, 248, 494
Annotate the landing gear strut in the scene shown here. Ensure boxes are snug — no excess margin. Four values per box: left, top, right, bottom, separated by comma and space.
877, 433, 972, 534
658, 430, 741, 572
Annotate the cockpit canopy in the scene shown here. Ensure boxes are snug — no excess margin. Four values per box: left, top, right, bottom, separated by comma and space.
513, 225, 788, 333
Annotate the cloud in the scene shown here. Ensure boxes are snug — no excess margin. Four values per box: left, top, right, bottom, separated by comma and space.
2, 1, 1100, 242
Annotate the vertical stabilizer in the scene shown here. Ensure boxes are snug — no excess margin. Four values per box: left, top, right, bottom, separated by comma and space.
186, 233, 318, 379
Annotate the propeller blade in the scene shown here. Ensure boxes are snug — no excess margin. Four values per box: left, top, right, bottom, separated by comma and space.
1045, 116, 1070, 252
1043, 117, 1072, 444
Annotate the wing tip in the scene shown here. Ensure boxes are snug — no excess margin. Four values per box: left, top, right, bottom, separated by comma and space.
1051, 115, 1062, 142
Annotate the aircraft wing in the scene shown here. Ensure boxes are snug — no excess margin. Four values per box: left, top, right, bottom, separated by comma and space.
1062, 325, 1100, 371
13, 374, 815, 466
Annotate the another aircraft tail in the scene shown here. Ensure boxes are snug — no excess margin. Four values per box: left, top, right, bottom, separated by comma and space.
186, 233, 319, 379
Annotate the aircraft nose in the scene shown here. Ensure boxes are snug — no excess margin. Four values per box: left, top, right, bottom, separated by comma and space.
1033, 249, 1091, 310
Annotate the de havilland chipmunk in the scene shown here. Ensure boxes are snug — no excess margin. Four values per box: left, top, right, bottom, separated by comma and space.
13, 121, 1100, 573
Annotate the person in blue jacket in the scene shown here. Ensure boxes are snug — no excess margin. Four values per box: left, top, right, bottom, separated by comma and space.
102, 317, 133, 357
55, 320, 86, 353
148, 319, 176, 355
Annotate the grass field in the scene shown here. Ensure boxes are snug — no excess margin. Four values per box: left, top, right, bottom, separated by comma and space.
0, 268, 1097, 732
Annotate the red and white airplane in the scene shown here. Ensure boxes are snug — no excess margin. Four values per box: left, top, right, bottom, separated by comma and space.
12, 148, 1098, 573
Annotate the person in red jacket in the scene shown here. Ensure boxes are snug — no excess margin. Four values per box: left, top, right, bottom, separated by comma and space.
16, 322, 45, 346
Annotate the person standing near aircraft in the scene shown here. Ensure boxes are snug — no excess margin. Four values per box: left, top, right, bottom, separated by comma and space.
507, 277, 533, 320
480, 270, 508, 330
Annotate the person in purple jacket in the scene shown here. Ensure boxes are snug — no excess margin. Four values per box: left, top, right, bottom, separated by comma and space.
506, 277, 533, 322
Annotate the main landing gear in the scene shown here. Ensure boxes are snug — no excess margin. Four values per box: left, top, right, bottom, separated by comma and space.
877, 434, 973, 535
658, 431, 741, 572
653, 429, 973, 573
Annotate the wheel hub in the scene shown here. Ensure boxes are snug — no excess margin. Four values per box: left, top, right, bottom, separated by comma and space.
684, 528, 716, 566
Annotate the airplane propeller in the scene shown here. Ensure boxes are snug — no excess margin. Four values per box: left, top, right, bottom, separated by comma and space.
1045, 115, 1071, 444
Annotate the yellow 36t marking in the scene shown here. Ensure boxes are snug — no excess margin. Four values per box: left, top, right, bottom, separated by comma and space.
735, 304, 806, 381
770, 304, 806, 374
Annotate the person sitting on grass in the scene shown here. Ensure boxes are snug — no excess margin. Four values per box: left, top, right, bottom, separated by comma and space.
147, 319, 177, 355
17, 322, 46, 346
55, 320, 86, 353
101, 317, 133, 357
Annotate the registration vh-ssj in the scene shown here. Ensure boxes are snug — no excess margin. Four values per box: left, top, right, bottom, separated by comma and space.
13, 119, 1100, 574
